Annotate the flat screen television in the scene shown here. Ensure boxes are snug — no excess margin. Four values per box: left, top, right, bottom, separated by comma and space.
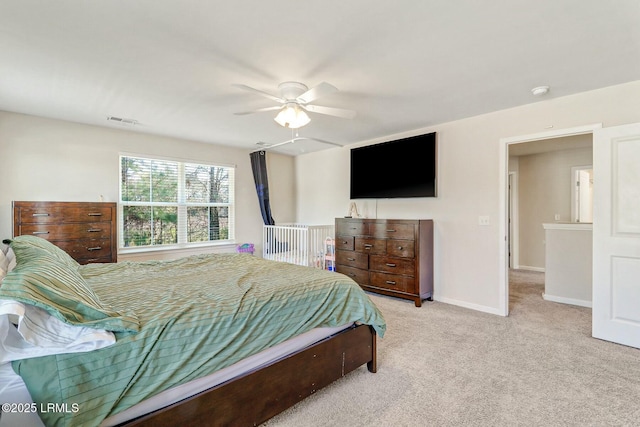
350, 132, 437, 199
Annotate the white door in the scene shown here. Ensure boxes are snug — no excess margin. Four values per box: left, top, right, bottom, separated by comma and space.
592, 123, 640, 349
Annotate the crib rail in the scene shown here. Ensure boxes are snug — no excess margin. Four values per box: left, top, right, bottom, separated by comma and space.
263, 224, 334, 268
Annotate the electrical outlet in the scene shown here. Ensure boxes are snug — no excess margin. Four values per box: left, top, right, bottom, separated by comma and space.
478, 216, 490, 226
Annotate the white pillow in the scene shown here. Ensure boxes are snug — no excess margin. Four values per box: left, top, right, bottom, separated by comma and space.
0, 245, 15, 280
0, 299, 116, 363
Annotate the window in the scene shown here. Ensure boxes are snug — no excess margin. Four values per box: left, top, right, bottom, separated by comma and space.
119, 155, 235, 249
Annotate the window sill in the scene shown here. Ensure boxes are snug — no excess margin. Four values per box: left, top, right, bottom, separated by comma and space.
118, 241, 238, 262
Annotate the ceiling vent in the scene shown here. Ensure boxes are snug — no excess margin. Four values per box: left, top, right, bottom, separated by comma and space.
107, 116, 138, 126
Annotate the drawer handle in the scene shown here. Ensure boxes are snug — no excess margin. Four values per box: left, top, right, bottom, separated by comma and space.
32, 213, 50, 217
347, 257, 356, 261
397, 246, 403, 250
363, 244, 372, 249
342, 240, 349, 244
87, 229, 102, 232
87, 247, 103, 251
386, 263, 397, 267
385, 280, 397, 285
32, 231, 50, 235
87, 213, 103, 216
386, 229, 396, 232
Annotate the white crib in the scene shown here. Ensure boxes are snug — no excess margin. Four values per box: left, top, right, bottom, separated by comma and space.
262, 224, 335, 268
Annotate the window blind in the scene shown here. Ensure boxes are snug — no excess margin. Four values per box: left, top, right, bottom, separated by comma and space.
120, 155, 235, 249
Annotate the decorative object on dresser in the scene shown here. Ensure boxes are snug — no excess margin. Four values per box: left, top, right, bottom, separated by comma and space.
12, 201, 117, 264
335, 218, 433, 307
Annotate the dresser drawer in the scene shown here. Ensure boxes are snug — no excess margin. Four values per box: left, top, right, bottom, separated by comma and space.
369, 255, 415, 275
369, 223, 414, 240
386, 239, 415, 258
370, 272, 414, 293
16, 205, 113, 224
336, 250, 368, 269
335, 217, 433, 307
14, 201, 117, 264
336, 220, 367, 236
335, 236, 355, 251
355, 237, 386, 254
336, 265, 369, 285
18, 223, 113, 241
55, 239, 112, 261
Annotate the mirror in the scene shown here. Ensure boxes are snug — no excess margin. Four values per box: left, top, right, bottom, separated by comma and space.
572, 166, 593, 223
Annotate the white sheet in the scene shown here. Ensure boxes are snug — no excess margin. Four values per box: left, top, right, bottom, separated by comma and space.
0, 300, 115, 363
0, 323, 351, 427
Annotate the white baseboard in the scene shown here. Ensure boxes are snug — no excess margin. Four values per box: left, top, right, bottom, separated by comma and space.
515, 265, 545, 273
542, 293, 592, 308
435, 296, 505, 317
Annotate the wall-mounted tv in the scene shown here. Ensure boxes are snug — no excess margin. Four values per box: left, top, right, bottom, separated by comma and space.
350, 132, 436, 199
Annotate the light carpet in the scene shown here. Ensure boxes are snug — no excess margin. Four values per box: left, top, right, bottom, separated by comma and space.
264, 270, 640, 426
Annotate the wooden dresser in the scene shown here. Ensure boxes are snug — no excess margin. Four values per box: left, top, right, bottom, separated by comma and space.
13, 201, 117, 264
335, 218, 433, 306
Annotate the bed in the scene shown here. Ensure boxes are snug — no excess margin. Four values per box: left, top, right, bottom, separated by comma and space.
0, 236, 385, 427
262, 224, 334, 268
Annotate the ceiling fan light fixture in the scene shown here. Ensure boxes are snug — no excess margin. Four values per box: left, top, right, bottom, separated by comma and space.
274, 103, 310, 129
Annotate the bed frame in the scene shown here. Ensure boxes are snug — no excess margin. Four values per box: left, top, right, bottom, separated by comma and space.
121, 324, 377, 426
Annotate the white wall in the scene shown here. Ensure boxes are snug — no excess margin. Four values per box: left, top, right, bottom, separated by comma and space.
0, 111, 296, 260
517, 146, 593, 270
295, 80, 640, 315
543, 224, 593, 307
266, 152, 296, 224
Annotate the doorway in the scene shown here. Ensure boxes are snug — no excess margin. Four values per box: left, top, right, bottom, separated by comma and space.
498, 124, 602, 316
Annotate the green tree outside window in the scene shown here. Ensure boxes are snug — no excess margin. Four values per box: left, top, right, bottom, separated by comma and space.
120, 156, 234, 248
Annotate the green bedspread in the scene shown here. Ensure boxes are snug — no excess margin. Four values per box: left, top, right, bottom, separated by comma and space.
12, 253, 385, 427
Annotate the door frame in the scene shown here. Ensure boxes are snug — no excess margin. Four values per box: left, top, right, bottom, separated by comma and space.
508, 171, 519, 269
498, 123, 602, 316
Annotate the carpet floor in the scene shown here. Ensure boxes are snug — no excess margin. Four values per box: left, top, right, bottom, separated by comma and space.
264, 270, 640, 426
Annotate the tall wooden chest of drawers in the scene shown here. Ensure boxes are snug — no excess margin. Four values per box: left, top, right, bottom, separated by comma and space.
335, 218, 433, 307
13, 201, 117, 264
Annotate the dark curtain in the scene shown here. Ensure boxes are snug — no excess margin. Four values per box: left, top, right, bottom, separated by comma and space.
250, 150, 275, 225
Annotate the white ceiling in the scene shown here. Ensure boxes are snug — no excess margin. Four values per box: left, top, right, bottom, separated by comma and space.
1, 1, 639, 156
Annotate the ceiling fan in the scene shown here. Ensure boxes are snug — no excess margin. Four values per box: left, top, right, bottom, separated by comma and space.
233, 81, 356, 128
255, 133, 343, 152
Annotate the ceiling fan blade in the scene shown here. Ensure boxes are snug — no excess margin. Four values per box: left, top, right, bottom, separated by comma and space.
302, 137, 344, 147
296, 82, 338, 104
233, 106, 282, 116
255, 136, 342, 152
303, 104, 357, 119
232, 84, 285, 103
257, 137, 305, 150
